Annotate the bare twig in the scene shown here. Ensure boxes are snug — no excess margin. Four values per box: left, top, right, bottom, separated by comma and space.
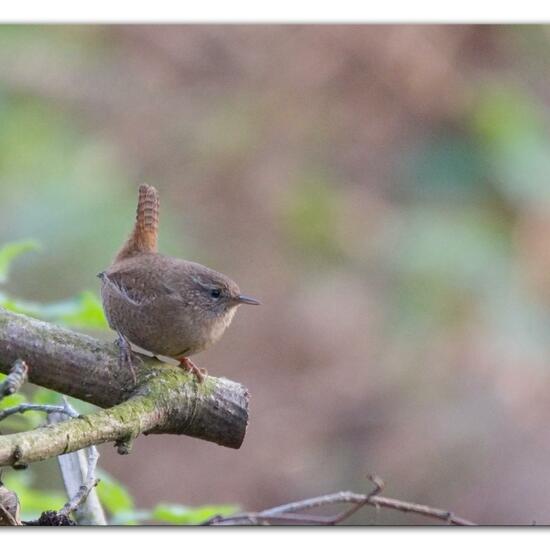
0, 360, 28, 401
0, 403, 76, 422
319, 474, 385, 525
204, 476, 475, 526
50, 399, 107, 525
58, 445, 100, 518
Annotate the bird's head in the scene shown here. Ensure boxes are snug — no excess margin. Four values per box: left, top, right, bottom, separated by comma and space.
188, 266, 260, 318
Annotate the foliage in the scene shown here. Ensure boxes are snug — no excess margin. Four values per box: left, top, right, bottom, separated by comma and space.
0, 290, 108, 330
3, 468, 236, 525
2, 470, 65, 521
95, 470, 237, 525
151, 503, 238, 525
95, 470, 136, 523
0, 240, 108, 329
0, 240, 40, 284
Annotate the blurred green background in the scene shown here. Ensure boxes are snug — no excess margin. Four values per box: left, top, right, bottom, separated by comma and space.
2, 24, 550, 525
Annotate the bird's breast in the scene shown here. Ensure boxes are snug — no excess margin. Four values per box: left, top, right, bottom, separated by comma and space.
205, 307, 237, 346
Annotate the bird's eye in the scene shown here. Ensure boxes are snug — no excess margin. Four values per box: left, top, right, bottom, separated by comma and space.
210, 288, 222, 299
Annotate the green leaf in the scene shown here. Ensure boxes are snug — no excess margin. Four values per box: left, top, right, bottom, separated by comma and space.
96, 470, 135, 516
2, 471, 65, 520
0, 290, 108, 329
0, 392, 26, 408
0, 240, 40, 284
32, 387, 59, 405
152, 503, 239, 525
57, 290, 108, 329
110, 509, 153, 526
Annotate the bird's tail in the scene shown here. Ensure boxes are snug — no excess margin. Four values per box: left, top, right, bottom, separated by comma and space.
115, 184, 160, 261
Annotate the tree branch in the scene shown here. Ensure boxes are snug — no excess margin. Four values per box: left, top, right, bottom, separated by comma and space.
0, 307, 249, 466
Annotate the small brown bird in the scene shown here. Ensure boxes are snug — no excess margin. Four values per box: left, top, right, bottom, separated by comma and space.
99, 184, 260, 382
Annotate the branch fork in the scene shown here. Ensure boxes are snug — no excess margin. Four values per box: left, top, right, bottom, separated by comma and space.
0, 308, 249, 467
205, 475, 475, 526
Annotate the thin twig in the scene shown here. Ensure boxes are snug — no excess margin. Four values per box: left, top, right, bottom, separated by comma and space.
204, 476, 475, 526
58, 445, 100, 518
320, 475, 385, 525
0, 403, 77, 422
60, 396, 79, 417
0, 360, 28, 401
50, 398, 105, 524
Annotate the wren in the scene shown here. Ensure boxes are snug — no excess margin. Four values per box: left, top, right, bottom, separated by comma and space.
99, 184, 260, 382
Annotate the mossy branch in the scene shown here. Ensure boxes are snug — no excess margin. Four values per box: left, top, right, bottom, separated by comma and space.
0, 307, 249, 466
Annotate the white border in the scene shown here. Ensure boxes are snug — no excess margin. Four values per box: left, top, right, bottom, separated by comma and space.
1, 1, 550, 23
2, 528, 550, 547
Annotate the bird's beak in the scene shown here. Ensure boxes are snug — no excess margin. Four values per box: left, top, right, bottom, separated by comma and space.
237, 294, 261, 305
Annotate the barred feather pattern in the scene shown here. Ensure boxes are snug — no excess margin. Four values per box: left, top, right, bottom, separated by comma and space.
115, 184, 160, 261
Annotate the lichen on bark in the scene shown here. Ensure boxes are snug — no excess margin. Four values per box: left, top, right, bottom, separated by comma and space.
0, 308, 249, 466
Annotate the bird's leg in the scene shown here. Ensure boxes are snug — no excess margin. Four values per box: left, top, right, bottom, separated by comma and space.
116, 331, 137, 384
177, 356, 207, 383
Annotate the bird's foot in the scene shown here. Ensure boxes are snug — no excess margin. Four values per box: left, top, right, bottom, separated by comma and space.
177, 357, 207, 383
116, 332, 137, 384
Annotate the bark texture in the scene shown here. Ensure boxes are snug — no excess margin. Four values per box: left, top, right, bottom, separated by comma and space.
0, 307, 249, 466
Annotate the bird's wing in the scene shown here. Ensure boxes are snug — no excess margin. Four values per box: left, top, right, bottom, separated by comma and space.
101, 269, 171, 306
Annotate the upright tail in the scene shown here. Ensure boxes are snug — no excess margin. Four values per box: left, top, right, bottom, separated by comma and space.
115, 184, 160, 262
